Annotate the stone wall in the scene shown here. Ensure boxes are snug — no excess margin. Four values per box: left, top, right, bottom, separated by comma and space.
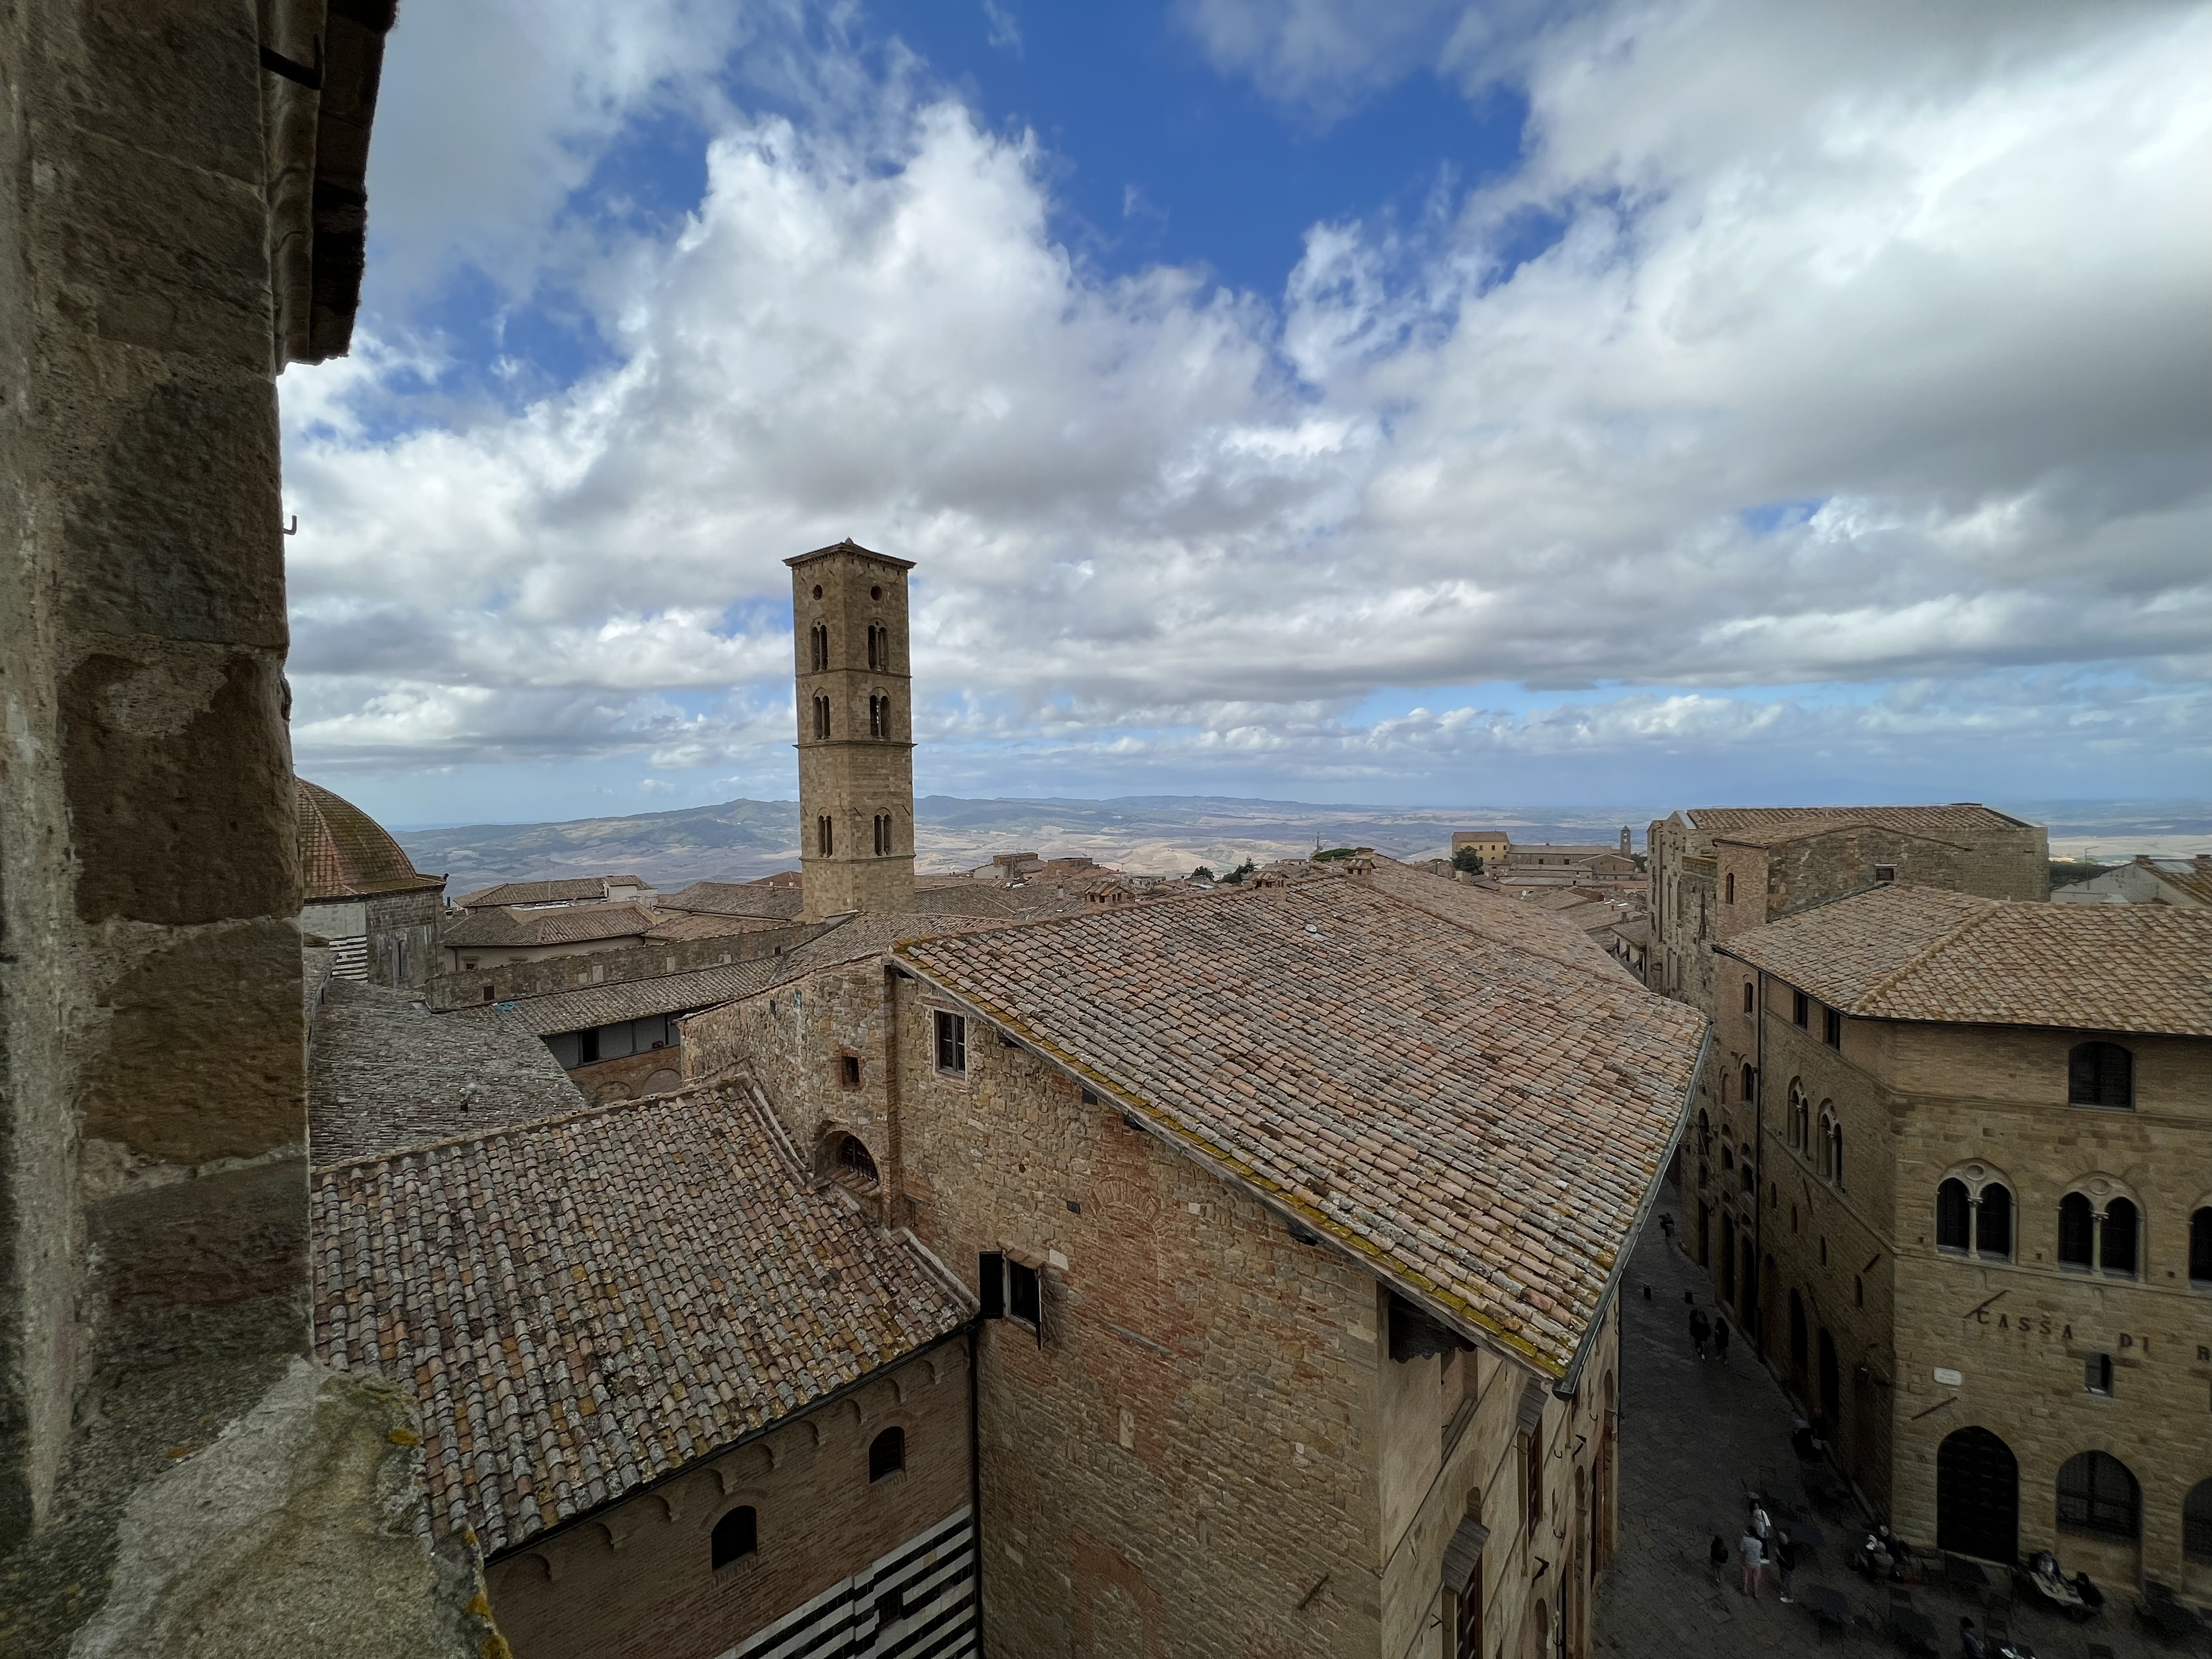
487, 1339, 973, 1659
0, 2, 486, 1650
427, 916, 824, 1011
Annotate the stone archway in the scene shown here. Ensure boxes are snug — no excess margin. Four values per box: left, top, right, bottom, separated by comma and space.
1937, 1426, 2019, 1563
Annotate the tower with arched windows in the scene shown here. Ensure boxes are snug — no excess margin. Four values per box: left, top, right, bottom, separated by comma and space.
788, 540, 917, 919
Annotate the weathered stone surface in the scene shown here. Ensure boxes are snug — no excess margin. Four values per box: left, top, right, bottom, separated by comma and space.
68, 1359, 503, 1659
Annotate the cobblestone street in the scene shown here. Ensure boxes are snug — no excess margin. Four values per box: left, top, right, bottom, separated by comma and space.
1594, 1186, 2198, 1659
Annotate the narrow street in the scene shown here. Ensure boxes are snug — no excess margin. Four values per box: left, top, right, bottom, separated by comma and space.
1594, 1186, 2189, 1658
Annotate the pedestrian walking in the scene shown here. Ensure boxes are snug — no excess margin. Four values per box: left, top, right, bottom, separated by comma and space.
1959, 1616, 1986, 1658
1749, 1499, 1772, 1544
1689, 1307, 1710, 1359
1738, 1526, 1764, 1597
1713, 1316, 1731, 1365
1772, 1530, 1798, 1603
1709, 1535, 1729, 1588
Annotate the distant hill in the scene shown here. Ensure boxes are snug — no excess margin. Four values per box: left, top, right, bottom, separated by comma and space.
392, 795, 1657, 893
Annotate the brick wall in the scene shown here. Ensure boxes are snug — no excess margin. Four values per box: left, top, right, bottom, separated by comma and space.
487, 1338, 974, 1659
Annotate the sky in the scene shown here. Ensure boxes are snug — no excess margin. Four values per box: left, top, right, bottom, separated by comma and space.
280, 0, 2212, 828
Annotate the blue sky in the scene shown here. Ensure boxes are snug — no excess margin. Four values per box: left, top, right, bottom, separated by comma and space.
279, 0, 2212, 827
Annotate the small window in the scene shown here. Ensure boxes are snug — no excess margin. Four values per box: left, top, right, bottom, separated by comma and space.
2100, 1197, 2138, 1277
1742, 1063, 1757, 1106
1743, 982, 1755, 1015
2068, 1041, 2133, 1109
2185, 1479, 2212, 1565
1725, 872, 1736, 904
1824, 1008, 1841, 1049
869, 1427, 905, 1482
2190, 1207, 2212, 1285
1008, 1259, 1041, 1326
839, 1054, 862, 1089
711, 1505, 758, 1568
935, 1009, 967, 1074
2058, 1192, 2094, 1268
1936, 1179, 1971, 1253
482, 984, 495, 1002
1522, 1430, 1542, 1537
1874, 864, 1895, 883
2084, 1354, 2114, 1396
1792, 990, 1809, 1028
810, 620, 828, 670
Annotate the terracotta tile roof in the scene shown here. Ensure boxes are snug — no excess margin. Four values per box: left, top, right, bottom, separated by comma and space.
1685, 804, 2033, 844
441, 901, 658, 951
1363, 859, 1641, 983
643, 910, 791, 943
297, 779, 444, 901
656, 880, 808, 921
894, 870, 1707, 1378
452, 875, 650, 909
310, 979, 581, 1167
313, 1084, 971, 1556
1722, 884, 2212, 1036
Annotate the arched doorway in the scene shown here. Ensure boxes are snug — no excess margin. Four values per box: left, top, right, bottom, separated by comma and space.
1937, 1427, 2019, 1562
1788, 1292, 1808, 1376
1817, 1329, 1841, 1443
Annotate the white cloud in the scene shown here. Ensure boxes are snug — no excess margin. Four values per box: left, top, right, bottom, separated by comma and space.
285, 0, 2212, 801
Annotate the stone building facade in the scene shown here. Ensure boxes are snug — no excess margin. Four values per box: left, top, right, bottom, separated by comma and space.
1646, 805, 2048, 1021
298, 777, 445, 988
792, 542, 917, 920
1713, 886, 2212, 1594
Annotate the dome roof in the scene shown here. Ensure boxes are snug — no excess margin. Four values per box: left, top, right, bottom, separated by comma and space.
296, 779, 443, 902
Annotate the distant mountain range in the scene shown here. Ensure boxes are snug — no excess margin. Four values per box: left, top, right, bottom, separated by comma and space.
389, 794, 2212, 893
391, 795, 1655, 892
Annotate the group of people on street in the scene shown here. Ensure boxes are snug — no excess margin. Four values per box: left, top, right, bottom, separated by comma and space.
1687, 1291, 1731, 1364
1714, 1495, 1797, 1601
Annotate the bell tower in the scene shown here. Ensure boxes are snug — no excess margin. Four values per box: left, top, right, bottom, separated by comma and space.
787, 540, 917, 920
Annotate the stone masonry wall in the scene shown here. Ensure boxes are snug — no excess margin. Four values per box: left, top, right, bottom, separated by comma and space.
428, 916, 824, 1011
487, 1339, 973, 1659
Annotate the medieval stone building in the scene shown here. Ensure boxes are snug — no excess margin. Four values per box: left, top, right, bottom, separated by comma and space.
298, 777, 445, 988
1704, 885, 2212, 1595
1646, 805, 2049, 1020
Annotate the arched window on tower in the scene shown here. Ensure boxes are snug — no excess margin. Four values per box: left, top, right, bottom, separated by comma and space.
810, 622, 829, 672
1743, 1063, 1757, 1107
816, 815, 834, 857
873, 813, 891, 856
869, 1427, 905, 1482
2100, 1197, 2138, 1277
2058, 1192, 2095, 1268
869, 693, 885, 738
812, 695, 831, 740
1787, 1080, 1809, 1151
1976, 1183, 2012, 1259
711, 1506, 758, 1568
1937, 1179, 1971, 1253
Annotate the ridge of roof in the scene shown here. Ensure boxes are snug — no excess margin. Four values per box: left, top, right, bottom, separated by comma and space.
1849, 886, 2004, 1010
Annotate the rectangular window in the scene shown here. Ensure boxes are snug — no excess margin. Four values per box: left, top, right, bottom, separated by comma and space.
1792, 990, 1809, 1027
1874, 864, 1896, 883
482, 984, 495, 1002
2085, 1354, 2113, 1395
1824, 1008, 1842, 1048
839, 1054, 862, 1089
578, 1027, 601, 1065
1743, 982, 1755, 1015
1008, 1260, 1041, 1326
935, 1009, 967, 1074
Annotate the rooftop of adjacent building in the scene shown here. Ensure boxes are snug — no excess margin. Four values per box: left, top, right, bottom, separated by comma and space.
312, 1079, 969, 1557
297, 778, 445, 903
450, 874, 653, 910
1721, 881, 2212, 1037
2051, 854, 2212, 907
306, 950, 582, 1167
439, 900, 661, 951
1679, 802, 2038, 846
893, 857, 1708, 1380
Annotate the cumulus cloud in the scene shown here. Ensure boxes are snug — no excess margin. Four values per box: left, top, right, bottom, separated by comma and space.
285, 0, 2212, 800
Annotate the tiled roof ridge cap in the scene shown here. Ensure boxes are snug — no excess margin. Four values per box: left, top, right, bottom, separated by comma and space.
1710, 818, 1974, 852
889, 941, 1563, 1378
316, 1072, 738, 1175
1846, 887, 2005, 1013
